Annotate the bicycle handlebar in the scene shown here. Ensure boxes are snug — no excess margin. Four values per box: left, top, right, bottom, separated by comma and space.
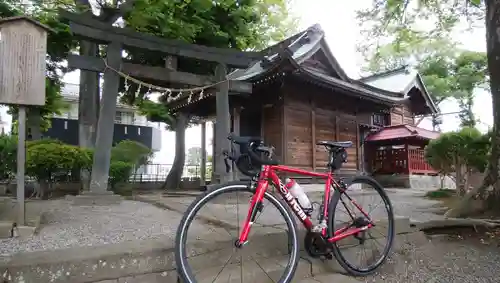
227, 133, 278, 166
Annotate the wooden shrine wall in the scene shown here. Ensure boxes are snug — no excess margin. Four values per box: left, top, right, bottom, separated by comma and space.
390, 104, 415, 126
280, 82, 361, 173
262, 104, 283, 162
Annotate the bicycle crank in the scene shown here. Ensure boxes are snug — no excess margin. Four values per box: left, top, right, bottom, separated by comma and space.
304, 231, 333, 259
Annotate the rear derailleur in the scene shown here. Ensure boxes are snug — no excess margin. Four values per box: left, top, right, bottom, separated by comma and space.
352, 217, 371, 244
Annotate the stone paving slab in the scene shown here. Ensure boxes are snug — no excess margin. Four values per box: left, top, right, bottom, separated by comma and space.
134, 194, 416, 236
299, 273, 361, 283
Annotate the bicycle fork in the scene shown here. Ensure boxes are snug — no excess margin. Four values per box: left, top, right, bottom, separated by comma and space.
236, 172, 270, 247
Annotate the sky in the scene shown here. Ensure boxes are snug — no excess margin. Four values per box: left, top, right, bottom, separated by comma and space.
0, 0, 491, 164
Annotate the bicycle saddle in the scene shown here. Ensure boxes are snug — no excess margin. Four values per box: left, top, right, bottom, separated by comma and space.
316, 140, 353, 148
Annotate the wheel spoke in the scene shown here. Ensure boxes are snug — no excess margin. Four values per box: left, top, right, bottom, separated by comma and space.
329, 177, 394, 276
176, 184, 299, 283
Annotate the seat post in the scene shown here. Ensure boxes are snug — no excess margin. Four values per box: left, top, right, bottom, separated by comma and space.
327, 148, 334, 172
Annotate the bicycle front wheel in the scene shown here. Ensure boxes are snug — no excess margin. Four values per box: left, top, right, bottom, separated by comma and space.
175, 181, 300, 283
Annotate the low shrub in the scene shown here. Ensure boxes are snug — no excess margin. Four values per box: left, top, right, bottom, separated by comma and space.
425, 188, 456, 199
109, 161, 134, 189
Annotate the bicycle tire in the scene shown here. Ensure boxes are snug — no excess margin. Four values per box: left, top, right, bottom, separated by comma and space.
175, 181, 300, 283
327, 175, 395, 276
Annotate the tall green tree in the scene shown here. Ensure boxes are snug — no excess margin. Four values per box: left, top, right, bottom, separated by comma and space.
357, 0, 500, 217
123, 0, 298, 190
361, 33, 487, 128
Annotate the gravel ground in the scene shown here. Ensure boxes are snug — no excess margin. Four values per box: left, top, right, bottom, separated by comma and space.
0, 199, 184, 257
366, 233, 500, 283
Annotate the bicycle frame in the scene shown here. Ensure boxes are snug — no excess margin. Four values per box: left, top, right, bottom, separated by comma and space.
238, 164, 374, 245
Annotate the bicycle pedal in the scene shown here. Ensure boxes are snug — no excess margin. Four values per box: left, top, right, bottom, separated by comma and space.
320, 253, 333, 261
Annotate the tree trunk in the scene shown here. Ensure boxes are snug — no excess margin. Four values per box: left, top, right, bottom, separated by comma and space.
78, 40, 100, 192
88, 42, 122, 193
483, 0, 500, 208
162, 112, 189, 190
455, 163, 464, 196
446, 0, 500, 217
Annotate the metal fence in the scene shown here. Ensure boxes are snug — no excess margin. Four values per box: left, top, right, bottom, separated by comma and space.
130, 163, 212, 182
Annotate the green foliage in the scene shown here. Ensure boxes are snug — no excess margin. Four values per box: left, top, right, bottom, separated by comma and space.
109, 161, 134, 189
111, 140, 152, 167
425, 188, 455, 199
22, 139, 140, 189
425, 127, 490, 174
137, 100, 174, 126
362, 37, 488, 105
125, 0, 297, 52
26, 141, 87, 182
0, 134, 17, 181
357, 1, 488, 128
79, 148, 94, 172
123, 0, 297, 125
357, 0, 484, 58
26, 138, 63, 148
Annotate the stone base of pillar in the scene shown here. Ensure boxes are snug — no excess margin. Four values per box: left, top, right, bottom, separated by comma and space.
70, 190, 122, 206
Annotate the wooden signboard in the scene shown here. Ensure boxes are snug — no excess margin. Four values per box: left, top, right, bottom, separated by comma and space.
0, 16, 51, 226
0, 16, 51, 106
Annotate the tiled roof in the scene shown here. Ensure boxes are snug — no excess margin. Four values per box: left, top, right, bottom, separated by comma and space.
227, 25, 413, 104
299, 67, 408, 104
358, 66, 438, 113
227, 24, 325, 81
365, 124, 440, 142
359, 66, 416, 93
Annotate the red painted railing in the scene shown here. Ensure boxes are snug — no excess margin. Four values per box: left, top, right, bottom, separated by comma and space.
408, 148, 436, 174
372, 148, 408, 174
371, 148, 437, 175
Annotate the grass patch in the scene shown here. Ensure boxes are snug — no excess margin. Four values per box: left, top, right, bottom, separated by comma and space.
425, 188, 455, 199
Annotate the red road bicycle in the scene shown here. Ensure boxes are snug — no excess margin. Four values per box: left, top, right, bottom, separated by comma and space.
175, 133, 395, 283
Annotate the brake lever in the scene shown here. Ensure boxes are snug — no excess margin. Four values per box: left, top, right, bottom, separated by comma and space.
256, 145, 275, 158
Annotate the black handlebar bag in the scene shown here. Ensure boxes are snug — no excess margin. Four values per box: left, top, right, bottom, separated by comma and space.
232, 143, 264, 177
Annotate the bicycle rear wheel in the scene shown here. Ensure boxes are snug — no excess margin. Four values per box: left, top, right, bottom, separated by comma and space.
328, 175, 394, 276
175, 181, 300, 283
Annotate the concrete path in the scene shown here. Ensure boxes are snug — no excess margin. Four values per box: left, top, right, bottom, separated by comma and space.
138, 184, 445, 230
301, 184, 445, 222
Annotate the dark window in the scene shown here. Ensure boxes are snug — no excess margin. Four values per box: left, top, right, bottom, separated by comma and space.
372, 113, 390, 127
